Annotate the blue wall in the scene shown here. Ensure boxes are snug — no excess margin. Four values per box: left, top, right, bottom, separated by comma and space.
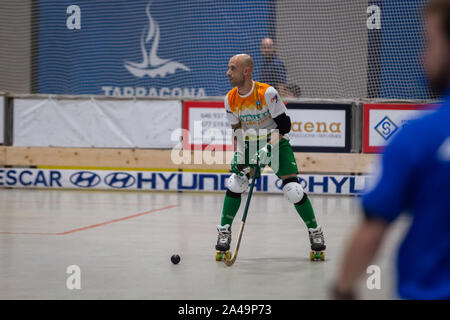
37, 0, 431, 99
380, 0, 429, 99
37, 0, 270, 96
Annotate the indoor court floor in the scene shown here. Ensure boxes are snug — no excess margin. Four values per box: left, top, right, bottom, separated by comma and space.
0, 188, 409, 299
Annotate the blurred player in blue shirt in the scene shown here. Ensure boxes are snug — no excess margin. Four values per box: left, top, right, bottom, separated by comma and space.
333, 0, 450, 299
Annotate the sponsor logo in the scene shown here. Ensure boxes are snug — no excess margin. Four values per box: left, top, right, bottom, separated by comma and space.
240, 110, 271, 122
70, 171, 101, 188
104, 172, 136, 189
271, 94, 278, 103
374, 116, 398, 141
102, 86, 205, 98
275, 178, 283, 190
290, 121, 342, 133
124, 1, 190, 78
1, 168, 367, 195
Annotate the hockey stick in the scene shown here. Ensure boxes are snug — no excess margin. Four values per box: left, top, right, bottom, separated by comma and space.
224, 164, 260, 267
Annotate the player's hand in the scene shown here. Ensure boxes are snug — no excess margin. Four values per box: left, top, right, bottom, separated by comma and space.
330, 284, 356, 300
231, 151, 249, 176
250, 143, 272, 167
249, 166, 261, 179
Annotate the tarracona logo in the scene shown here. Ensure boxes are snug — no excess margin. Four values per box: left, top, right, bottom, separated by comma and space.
125, 1, 190, 78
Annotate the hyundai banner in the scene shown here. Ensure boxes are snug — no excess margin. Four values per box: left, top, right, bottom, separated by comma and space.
0, 168, 368, 196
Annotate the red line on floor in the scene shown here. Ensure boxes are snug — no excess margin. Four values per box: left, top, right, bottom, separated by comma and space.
0, 204, 179, 236
0, 232, 56, 236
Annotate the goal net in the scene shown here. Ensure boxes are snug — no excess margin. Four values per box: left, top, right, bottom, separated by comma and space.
0, 0, 431, 99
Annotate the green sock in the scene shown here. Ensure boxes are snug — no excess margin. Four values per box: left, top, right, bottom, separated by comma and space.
220, 194, 241, 229
294, 195, 318, 229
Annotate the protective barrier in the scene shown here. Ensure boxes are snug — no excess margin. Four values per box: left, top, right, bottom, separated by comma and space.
6, 95, 437, 154
0, 0, 434, 99
0, 96, 4, 144
1, 94, 440, 195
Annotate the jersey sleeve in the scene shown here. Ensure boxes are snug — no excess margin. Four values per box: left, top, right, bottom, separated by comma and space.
224, 94, 240, 126
264, 86, 287, 118
361, 128, 417, 223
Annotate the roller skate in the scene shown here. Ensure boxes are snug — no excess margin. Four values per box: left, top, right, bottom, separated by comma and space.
308, 226, 326, 261
215, 224, 232, 261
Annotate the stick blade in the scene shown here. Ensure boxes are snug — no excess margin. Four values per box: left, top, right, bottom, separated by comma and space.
223, 256, 236, 266
223, 250, 238, 266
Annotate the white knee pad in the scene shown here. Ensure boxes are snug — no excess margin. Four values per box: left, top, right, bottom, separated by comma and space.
282, 182, 304, 204
227, 173, 249, 194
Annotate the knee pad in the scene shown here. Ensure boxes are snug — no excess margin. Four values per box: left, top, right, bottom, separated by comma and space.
227, 173, 249, 194
282, 181, 304, 204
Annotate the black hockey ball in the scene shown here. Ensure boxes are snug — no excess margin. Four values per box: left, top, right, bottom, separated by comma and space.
171, 254, 181, 264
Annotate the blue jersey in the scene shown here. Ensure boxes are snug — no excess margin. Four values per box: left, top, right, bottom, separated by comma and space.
259, 56, 287, 88
362, 88, 450, 299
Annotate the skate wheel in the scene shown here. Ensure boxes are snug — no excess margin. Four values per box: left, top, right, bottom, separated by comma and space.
310, 251, 325, 261
215, 251, 223, 261
225, 251, 232, 260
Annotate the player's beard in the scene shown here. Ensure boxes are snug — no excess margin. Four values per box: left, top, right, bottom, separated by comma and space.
230, 75, 244, 88
428, 57, 450, 97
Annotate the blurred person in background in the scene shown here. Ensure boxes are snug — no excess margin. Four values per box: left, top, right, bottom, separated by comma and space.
260, 37, 287, 90
278, 83, 302, 98
260, 38, 301, 98
332, 0, 450, 300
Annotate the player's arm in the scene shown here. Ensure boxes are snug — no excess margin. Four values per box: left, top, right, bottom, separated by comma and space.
332, 128, 417, 299
270, 112, 290, 145
332, 217, 389, 299
252, 87, 290, 166
266, 86, 290, 145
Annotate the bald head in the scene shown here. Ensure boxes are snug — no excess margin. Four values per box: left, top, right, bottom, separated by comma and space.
227, 54, 254, 87
231, 54, 254, 72
261, 37, 275, 58
261, 37, 274, 46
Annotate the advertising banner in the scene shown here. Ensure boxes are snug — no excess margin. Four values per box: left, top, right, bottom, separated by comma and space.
14, 98, 182, 148
0, 168, 368, 196
37, 0, 270, 97
363, 103, 436, 153
183, 101, 233, 151
286, 103, 351, 152
183, 101, 352, 152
